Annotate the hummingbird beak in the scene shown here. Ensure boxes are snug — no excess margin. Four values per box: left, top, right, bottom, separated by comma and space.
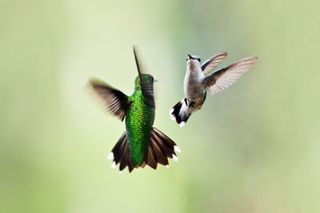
187, 54, 193, 59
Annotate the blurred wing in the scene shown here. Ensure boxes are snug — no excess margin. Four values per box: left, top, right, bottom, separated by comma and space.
201, 51, 228, 75
204, 56, 258, 95
140, 77, 155, 108
89, 79, 130, 121
133, 46, 155, 108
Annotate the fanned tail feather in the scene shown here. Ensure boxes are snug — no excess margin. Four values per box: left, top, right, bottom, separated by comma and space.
169, 98, 192, 127
108, 128, 180, 172
108, 131, 135, 172
145, 127, 179, 169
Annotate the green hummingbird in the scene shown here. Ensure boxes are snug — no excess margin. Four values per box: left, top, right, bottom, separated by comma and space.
89, 47, 180, 172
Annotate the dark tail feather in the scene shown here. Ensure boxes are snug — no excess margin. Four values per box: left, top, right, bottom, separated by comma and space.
145, 127, 180, 169
108, 129, 180, 172
108, 131, 135, 172
169, 98, 191, 127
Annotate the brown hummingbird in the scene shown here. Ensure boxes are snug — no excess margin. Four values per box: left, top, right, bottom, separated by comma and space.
170, 52, 258, 127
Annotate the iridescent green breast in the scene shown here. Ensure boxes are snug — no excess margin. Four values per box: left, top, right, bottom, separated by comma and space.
125, 90, 155, 166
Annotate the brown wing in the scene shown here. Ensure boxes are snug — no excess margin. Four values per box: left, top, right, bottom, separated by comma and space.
201, 51, 228, 75
203, 56, 258, 95
89, 78, 130, 121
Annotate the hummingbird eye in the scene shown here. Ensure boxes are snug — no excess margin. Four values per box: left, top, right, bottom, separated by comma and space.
196, 58, 201, 62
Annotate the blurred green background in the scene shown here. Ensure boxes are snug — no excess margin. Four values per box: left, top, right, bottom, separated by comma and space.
1, 0, 319, 212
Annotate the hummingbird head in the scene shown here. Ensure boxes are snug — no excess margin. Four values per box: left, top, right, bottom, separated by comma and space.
134, 74, 154, 89
186, 54, 201, 70
186, 54, 201, 62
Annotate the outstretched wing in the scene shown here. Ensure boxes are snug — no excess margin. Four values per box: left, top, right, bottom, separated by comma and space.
89, 78, 130, 121
201, 51, 228, 75
133, 46, 155, 108
203, 56, 258, 95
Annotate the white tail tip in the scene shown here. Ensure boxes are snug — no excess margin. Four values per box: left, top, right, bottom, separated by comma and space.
107, 152, 114, 161
172, 154, 178, 161
111, 161, 116, 169
179, 121, 185, 127
174, 146, 181, 153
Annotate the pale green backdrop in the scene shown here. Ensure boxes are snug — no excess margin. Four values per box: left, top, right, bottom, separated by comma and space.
1, 0, 319, 213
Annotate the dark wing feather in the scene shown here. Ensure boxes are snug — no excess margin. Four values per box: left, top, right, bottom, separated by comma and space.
140, 77, 155, 108
89, 79, 130, 121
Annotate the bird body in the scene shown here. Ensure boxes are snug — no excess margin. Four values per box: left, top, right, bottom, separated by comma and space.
170, 52, 258, 127
90, 47, 179, 172
183, 57, 207, 110
125, 82, 155, 166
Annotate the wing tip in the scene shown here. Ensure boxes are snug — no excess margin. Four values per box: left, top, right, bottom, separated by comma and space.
238, 56, 258, 64
220, 51, 228, 56
87, 77, 102, 87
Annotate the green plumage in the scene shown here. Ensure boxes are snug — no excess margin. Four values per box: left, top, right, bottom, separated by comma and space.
126, 77, 155, 166
89, 47, 178, 172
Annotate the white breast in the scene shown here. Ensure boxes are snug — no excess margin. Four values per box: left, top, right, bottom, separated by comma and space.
183, 61, 205, 99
